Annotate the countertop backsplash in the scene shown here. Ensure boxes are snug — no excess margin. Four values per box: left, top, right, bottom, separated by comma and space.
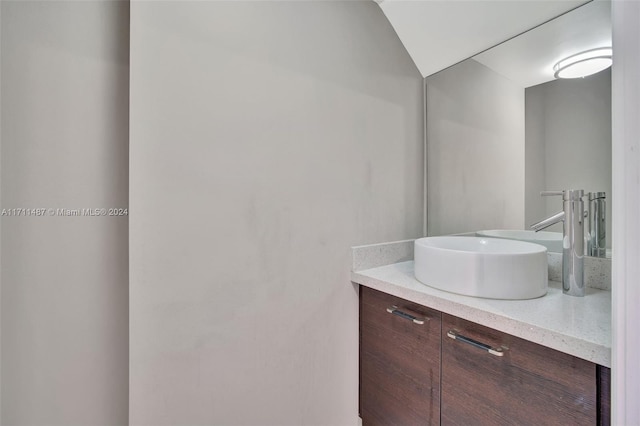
546, 252, 611, 290
352, 239, 415, 272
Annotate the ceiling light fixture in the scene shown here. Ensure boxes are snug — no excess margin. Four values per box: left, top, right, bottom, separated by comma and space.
553, 47, 613, 79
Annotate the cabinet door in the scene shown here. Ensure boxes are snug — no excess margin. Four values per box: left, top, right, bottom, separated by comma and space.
360, 287, 441, 426
441, 313, 597, 425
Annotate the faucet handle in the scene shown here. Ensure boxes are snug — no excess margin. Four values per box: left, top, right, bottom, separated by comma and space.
540, 190, 564, 197
541, 189, 584, 200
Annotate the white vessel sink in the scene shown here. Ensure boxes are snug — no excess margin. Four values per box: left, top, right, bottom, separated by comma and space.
414, 236, 548, 300
476, 229, 563, 253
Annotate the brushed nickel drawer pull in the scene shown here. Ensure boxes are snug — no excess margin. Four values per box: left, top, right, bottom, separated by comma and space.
447, 330, 507, 357
386, 306, 427, 324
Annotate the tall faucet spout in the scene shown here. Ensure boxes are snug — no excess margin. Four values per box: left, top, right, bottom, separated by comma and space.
532, 189, 585, 297
530, 211, 565, 232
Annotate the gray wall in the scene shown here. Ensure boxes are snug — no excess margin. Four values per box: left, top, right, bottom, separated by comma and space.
525, 69, 612, 242
1, 2, 129, 424
524, 86, 547, 229
426, 59, 525, 236
129, 2, 423, 424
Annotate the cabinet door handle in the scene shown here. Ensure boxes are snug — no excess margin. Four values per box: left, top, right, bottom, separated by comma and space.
447, 330, 507, 357
386, 306, 427, 325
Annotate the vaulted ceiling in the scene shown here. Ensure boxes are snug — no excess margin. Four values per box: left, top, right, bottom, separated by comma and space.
376, 0, 590, 78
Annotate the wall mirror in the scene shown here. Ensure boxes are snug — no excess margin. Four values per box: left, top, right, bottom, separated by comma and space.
425, 0, 611, 256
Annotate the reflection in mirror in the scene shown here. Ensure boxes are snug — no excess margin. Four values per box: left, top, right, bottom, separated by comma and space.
525, 68, 611, 251
425, 1, 611, 257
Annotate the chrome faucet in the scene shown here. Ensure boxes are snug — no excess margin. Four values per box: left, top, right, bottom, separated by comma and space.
588, 192, 607, 258
531, 190, 585, 297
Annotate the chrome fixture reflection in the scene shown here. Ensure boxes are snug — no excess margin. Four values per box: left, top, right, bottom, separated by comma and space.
588, 192, 607, 258
553, 47, 612, 79
531, 190, 585, 297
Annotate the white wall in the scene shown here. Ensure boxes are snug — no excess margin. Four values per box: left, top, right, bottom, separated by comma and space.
426, 59, 525, 236
0, 2, 3, 420
1, 2, 129, 424
612, 1, 640, 424
525, 69, 612, 240
129, 2, 423, 424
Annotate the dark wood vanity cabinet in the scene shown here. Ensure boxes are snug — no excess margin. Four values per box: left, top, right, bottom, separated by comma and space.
359, 287, 611, 426
598, 364, 611, 426
441, 314, 597, 425
360, 287, 442, 425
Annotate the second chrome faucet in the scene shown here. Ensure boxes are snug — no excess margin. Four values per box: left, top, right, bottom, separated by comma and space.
531, 190, 585, 297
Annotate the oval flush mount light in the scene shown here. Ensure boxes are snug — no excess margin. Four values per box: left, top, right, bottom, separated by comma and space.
553, 47, 613, 79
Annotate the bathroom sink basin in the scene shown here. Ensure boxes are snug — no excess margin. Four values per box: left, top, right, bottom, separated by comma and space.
414, 236, 548, 300
476, 229, 563, 253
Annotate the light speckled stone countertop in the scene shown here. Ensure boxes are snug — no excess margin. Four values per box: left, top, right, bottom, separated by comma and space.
351, 241, 611, 367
